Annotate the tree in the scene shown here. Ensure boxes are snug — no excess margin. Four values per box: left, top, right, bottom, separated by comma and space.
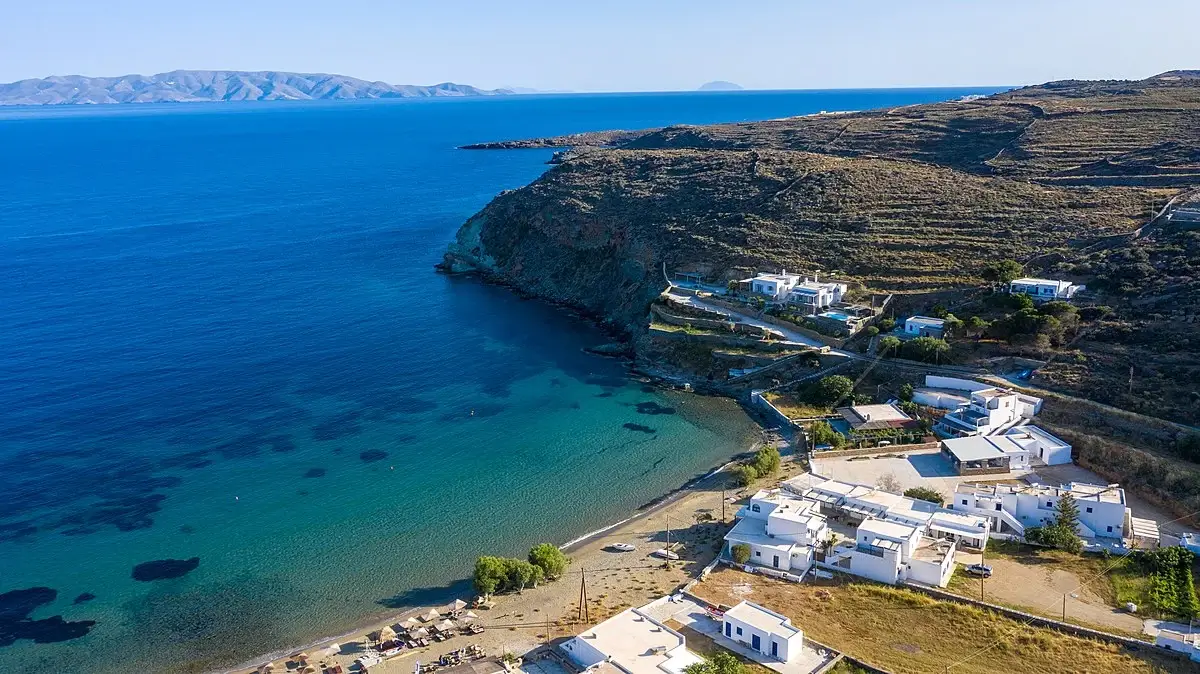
878, 335, 901, 356
1055, 493, 1081, 533
864, 325, 880, 339
473, 556, 507, 595
732, 464, 758, 487
875, 472, 902, 493
982, 259, 1024, 284
528, 543, 570, 580
751, 446, 781, 477
807, 374, 854, 407
808, 420, 845, 449
731, 543, 751, 564
898, 383, 914, 402
903, 486, 944, 506
943, 314, 964, 337
930, 304, 949, 319
876, 317, 896, 333
502, 558, 543, 591
965, 315, 990, 337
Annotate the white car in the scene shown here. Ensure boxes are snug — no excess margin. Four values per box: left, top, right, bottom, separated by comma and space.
651, 549, 680, 560
609, 543, 637, 552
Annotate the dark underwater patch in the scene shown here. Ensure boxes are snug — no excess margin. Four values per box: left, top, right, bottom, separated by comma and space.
131, 557, 200, 582
53, 492, 169, 534
635, 402, 676, 416
359, 450, 388, 463
267, 435, 296, 453
0, 522, 37, 543
303, 468, 326, 478
623, 423, 657, 434
311, 411, 363, 441
72, 593, 95, 605
594, 392, 614, 398
179, 525, 196, 535
586, 375, 628, 389
159, 450, 213, 469
0, 586, 96, 647
438, 403, 506, 422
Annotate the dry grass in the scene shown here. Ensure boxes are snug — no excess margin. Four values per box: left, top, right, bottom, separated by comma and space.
694, 567, 1189, 674
762, 392, 830, 419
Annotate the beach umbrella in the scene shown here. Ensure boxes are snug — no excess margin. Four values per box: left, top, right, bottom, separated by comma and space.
450, 599, 467, 611
324, 643, 342, 657
462, 611, 478, 621
412, 627, 430, 638
300, 666, 318, 674
436, 619, 456, 632
422, 608, 441, 622
258, 663, 276, 673
292, 652, 310, 662
402, 617, 422, 629
379, 626, 397, 642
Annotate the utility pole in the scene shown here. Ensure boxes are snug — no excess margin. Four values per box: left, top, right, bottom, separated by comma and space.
979, 541, 986, 601
577, 568, 590, 624
721, 483, 727, 522
1129, 365, 1135, 396
665, 515, 672, 570
1062, 593, 1067, 621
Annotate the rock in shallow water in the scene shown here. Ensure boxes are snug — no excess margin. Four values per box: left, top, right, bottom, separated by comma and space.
131, 557, 200, 582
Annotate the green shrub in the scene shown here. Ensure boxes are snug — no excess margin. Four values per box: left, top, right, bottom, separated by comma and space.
528, 543, 569, 579
876, 317, 896, 332
903, 486, 944, 506
732, 464, 758, 487
806, 374, 854, 406
751, 446, 781, 477
731, 543, 751, 564
901, 336, 950, 363
878, 335, 902, 356
809, 420, 846, 448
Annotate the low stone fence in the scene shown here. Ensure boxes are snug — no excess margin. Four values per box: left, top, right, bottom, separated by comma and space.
811, 441, 940, 459
751, 390, 797, 430
901, 583, 1186, 661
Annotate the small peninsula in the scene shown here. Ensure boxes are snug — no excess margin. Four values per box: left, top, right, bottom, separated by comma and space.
698, 80, 744, 91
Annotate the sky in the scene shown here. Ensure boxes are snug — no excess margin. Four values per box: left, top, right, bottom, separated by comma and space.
3, 0, 1197, 90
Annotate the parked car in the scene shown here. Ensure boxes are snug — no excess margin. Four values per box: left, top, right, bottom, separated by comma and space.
965, 564, 993, 578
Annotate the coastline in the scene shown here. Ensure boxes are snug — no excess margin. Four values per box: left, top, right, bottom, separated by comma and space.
222, 437, 769, 674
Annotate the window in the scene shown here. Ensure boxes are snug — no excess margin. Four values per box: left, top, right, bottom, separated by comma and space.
1107, 526, 1113, 533
1086, 507, 1093, 513
736, 627, 743, 636
751, 504, 761, 513
755, 551, 761, 557
1046, 501, 1053, 508
995, 503, 1002, 511
962, 499, 968, 506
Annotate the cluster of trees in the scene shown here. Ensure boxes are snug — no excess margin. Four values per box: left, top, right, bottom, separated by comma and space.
1024, 494, 1083, 554
733, 446, 782, 486
473, 543, 570, 595
802, 374, 854, 407
878, 335, 950, 363
808, 420, 846, 449
982, 259, 1025, 284
1131, 546, 1200, 619
986, 300, 1080, 348
903, 486, 945, 506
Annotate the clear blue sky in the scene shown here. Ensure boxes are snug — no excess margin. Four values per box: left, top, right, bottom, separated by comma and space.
4, 0, 1196, 90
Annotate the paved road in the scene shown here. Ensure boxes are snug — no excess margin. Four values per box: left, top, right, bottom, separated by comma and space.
665, 291, 827, 349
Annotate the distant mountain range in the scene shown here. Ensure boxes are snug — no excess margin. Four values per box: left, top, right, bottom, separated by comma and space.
0, 70, 514, 105
697, 81, 743, 91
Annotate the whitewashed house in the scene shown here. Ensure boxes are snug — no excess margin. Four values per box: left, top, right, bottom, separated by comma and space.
903, 316, 946, 338
1002, 425, 1072, 465
561, 606, 704, 674
725, 489, 828, 573
747, 272, 802, 301
935, 386, 1041, 437
720, 601, 804, 663
1155, 630, 1200, 662
723, 476, 988, 587
1009, 278, 1081, 301
787, 277, 848, 312
951, 481, 1135, 541
939, 435, 1032, 476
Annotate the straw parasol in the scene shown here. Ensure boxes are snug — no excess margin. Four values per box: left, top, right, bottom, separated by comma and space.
258, 663, 276, 673
402, 617, 422, 630
411, 626, 430, 639
379, 626, 397, 642
300, 666, 318, 674
449, 599, 467, 612
435, 619, 456, 632
291, 652, 310, 663
422, 608, 441, 622
461, 611, 478, 621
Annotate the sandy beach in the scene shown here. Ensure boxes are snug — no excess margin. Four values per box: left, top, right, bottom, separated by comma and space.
228, 433, 802, 674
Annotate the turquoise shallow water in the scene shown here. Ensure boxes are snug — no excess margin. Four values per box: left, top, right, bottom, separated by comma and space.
0, 87, 1004, 673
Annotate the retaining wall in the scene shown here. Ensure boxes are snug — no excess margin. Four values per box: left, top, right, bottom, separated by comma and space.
811, 441, 940, 459
751, 390, 797, 430
649, 327, 795, 352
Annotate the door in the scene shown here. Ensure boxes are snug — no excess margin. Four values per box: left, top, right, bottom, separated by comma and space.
725, 623, 731, 638
773, 554, 780, 568
752, 634, 761, 651
771, 641, 778, 658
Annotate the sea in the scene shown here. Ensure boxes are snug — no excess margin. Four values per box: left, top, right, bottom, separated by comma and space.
0, 86, 1006, 673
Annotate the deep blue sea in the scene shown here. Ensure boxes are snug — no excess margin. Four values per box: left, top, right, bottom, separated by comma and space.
0, 87, 1005, 673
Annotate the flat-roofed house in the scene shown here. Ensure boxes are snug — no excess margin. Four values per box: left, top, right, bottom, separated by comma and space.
720, 601, 804, 663
952, 481, 1139, 542
747, 272, 801, 301
787, 277, 848, 313
935, 386, 1040, 438
836, 403, 920, 435
725, 489, 828, 573
561, 606, 704, 674
904, 316, 946, 338
1009, 278, 1081, 301
1002, 425, 1072, 465
851, 518, 921, 585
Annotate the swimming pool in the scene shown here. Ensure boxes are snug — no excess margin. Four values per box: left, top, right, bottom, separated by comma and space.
820, 311, 851, 322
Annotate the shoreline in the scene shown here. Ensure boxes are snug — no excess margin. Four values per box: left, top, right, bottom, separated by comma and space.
222, 435, 765, 674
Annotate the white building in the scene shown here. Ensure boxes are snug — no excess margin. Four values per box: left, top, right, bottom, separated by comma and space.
951, 481, 1134, 541
903, 316, 945, 338
724, 476, 988, 588
1002, 425, 1072, 466
561, 606, 704, 674
1009, 278, 1081, 302
935, 386, 1041, 438
1155, 630, 1200, 662
747, 272, 802, 301
940, 435, 1032, 475
720, 601, 804, 663
787, 277, 848, 312
725, 490, 828, 574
